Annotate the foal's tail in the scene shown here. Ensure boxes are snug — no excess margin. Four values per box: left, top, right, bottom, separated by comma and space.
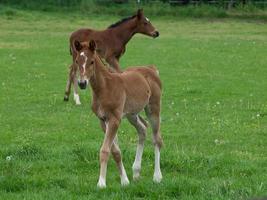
135, 65, 161, 92
148, 65, 160, 77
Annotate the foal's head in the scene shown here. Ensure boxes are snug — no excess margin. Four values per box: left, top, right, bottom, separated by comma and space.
74, 40, 96, 90
135, 9, 159, 38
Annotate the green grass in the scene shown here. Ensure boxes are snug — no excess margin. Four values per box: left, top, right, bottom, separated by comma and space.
0, 8, 267, 200
1, 1, 267, 20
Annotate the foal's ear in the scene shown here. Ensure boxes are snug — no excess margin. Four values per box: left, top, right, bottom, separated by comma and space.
74, 40, 83, 51
137, 9, 144, 20
89, 40, 96, 52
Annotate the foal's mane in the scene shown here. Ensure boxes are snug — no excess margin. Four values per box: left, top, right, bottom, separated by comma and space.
108, 15, 136, 29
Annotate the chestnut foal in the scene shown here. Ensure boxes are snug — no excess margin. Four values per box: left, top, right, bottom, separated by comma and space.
74, 40, 163, 188
64, 9, 159, 105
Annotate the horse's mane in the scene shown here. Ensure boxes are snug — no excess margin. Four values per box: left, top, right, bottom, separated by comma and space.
108, 15, 136, 29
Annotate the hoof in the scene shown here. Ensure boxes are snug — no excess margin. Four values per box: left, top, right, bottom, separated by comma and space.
97, 182, 106, 189
97, 178, 106, 189
132, 166, 141, 181
64, 96, 69, 101
133, 173, 140, 181
153, 172, 162, 183
75, 101, 81, 105
121, 177, 130, 186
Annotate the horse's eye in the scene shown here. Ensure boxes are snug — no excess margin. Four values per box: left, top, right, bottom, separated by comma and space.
144, 22, 148, 26
91, 61, 94, 65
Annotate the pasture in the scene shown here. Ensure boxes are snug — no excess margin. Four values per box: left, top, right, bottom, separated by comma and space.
0, 8, 267, 199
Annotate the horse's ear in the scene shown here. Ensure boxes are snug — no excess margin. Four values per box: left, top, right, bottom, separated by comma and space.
89, 40, 96, 51
137, 9, 143, 20
74, 40, 83, 51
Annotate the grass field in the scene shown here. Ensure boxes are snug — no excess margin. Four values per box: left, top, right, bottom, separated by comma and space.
0, 8, 267, 200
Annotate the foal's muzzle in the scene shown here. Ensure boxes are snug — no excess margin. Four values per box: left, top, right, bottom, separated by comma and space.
152, 31, 160, 38
78, 80, 87, 90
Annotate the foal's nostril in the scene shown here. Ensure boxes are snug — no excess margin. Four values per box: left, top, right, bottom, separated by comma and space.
154, 31, 159, 37
78, 80, 87, 90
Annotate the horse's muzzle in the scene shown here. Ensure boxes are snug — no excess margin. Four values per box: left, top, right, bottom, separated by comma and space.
78, 80, 87, 90
153, 31, 160, 38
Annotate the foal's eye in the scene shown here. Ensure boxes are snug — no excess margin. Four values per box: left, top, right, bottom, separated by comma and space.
90, 61, 94, 65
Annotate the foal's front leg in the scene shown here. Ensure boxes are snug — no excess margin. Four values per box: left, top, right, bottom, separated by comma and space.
72, 72, 81, 105
111, 136, 129, 186
106, 56, 122, 73
97, 117, 120, 188
64, 63, 81, 105
99, 120, 129, 187
64, 63, 75, 101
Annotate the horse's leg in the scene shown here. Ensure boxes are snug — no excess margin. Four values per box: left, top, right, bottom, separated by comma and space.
145, 100, 163, 183
106, 56, 122, 72
72, 67, 81, 105
97, 117, 120, 188
111, 136, 129, 186
64, 63, 75, 101
127, 114, 147, 180
99, 120, 129, 186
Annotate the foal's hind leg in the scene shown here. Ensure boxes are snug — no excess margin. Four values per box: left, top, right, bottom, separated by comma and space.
127, 114, 147, 180
145, 102, 163, 183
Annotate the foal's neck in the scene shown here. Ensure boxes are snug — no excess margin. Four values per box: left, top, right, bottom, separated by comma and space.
89, 55, 110, 95
112, 18, 137, 45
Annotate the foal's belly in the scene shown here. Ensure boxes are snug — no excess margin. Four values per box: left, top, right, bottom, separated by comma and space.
123, 97, 148, 115
122, 74, 151, 115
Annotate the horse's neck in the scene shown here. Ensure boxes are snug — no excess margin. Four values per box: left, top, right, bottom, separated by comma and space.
89, 56, 110, 95
112, 19, 137, 46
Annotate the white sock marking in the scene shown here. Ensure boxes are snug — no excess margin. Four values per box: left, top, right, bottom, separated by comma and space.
120, 163, 130, 186
74, 93, 81, 105
153, 145, 162, 183
132, 143, 144, 180
97, 158, 107, 188
97, 176, 106, 188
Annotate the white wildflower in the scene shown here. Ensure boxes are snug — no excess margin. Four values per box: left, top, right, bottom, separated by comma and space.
6, 155, 12, 161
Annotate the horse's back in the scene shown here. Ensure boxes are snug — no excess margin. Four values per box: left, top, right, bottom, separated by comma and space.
70, 28, 94, 42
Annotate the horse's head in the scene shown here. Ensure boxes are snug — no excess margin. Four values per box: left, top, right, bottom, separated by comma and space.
135, 9, 159, 38
74, 40, 96, 90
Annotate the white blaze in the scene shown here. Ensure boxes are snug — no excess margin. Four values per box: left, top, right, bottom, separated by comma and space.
80, 51, 88, 75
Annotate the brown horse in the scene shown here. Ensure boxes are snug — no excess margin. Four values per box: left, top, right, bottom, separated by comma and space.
64, 9, 159, 105
74, 40, 163, 188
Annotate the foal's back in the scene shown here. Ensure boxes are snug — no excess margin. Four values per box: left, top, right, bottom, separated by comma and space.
116, 66, 161, 115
